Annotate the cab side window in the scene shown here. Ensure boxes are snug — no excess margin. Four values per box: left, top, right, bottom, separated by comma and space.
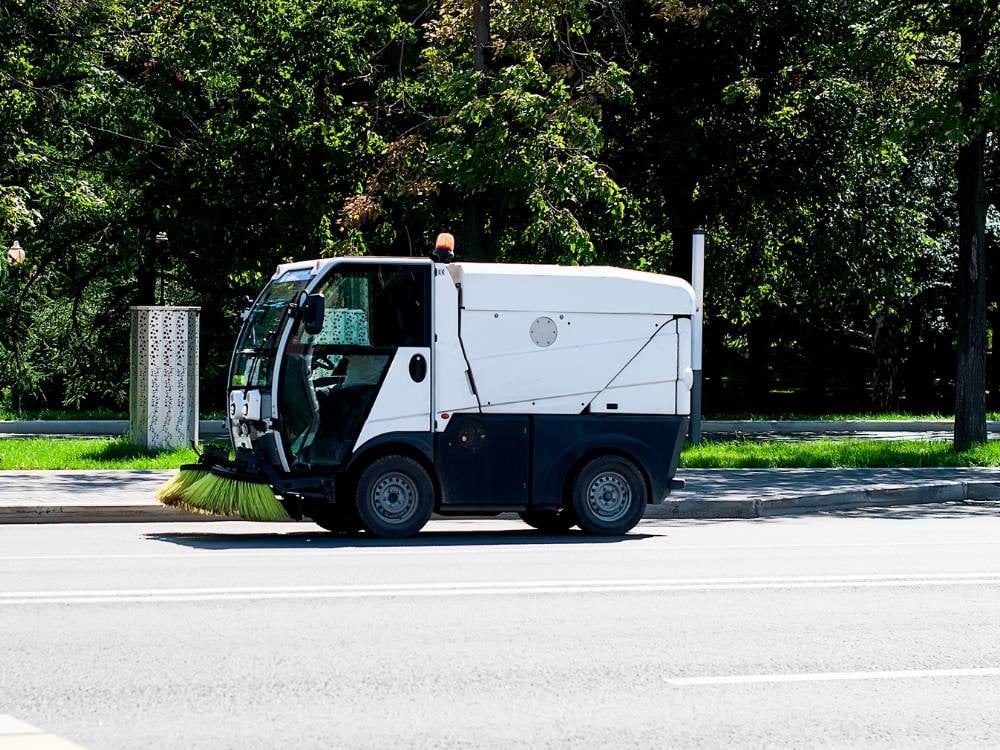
304, 265, 428, 349
370, 267, 428, 347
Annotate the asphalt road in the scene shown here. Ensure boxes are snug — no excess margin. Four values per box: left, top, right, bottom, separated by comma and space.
2, 507, 1000, 749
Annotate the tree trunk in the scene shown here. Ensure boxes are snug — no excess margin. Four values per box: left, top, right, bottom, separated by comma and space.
473, 0, 491, 72
462, 199, 487, 261
137, 255, 157, 306
462, 0, 491, 261
746, 309, 771, 408
953, 18, 988, 450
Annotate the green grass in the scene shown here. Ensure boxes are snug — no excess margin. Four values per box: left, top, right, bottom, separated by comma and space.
681, 439, 1000, 468
3, 436, 1000, 471
705, 412, 1000, 421
0, 437, 198, 470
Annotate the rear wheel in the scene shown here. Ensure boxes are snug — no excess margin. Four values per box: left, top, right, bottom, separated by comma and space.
355, 455, 434, 538
570, 455, 647, 536
518, 509, 577, 533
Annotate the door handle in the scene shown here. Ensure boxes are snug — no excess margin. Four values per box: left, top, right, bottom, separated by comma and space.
409, 353, 427, 383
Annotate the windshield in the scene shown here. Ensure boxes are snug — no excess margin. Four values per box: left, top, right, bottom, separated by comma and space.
230, 268, 313, 388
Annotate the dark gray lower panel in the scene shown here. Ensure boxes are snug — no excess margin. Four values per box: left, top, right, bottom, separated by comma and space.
531, 414, 688, 509
435, 414, 530, 507
285, 414, 687, 517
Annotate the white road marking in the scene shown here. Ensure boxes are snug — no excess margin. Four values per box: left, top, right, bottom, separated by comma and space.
0, 716, 41, 736
1, 573, 999, 605
667, 667, 1000, 686
0, 715, 86, 749
0, 538, 998, 563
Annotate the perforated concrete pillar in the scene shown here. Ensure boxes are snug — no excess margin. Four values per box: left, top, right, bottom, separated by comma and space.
129, 306, 201, 449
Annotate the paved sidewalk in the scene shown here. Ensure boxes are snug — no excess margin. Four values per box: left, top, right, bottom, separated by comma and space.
1, 467, 999, 523
659, 466, 1000, 518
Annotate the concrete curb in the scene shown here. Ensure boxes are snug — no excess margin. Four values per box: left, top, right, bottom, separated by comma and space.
647, 480, 1000, 519
0, 505, 229, 524
2, 480, 997, 524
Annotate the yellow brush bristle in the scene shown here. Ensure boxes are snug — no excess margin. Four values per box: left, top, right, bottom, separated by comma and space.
154, 467, 210, 509
180, 472, 290, 521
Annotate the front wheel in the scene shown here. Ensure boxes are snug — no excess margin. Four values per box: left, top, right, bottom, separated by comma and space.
570, 455, 647, 536
355, 455, 434, 538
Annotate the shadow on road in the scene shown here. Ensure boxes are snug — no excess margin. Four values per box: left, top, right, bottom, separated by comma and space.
823, 501, 1000, 520
673, 467, 1000, 501
145, 528, 654, 550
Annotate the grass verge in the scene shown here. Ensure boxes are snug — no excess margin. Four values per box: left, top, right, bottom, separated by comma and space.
681, 439, 1000, 468
0, 437, 198, 470
3, 437, 1000, 471
706, 412, 1000, 422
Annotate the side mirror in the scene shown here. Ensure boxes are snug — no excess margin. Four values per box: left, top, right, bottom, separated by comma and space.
303, 292, 325, 335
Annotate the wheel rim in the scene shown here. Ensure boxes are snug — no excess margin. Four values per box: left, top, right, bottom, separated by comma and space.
586, 471, 631, 522
371, 472, 419, 524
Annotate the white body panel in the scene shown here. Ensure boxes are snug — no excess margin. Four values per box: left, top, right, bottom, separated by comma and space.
432, 266, 480, 428
354, 347, 431, 450
228, 390, 252, 449
591, 321, 680, 414
449, 262, 695, 315
460, 311, 672, 413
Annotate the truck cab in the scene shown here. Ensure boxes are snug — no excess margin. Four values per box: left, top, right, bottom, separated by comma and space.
227, 253, 694, 537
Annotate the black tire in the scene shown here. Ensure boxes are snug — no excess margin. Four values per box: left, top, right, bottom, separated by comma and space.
311, 504, 363, 535
570, 455, 647, 535
518, 509, 577, 533
355, 455, 435, 538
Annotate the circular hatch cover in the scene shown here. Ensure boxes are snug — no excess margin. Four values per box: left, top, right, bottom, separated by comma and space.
529, 316, 558, 347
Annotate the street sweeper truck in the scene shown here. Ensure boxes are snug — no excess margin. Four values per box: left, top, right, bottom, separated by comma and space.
156, 235, 695, 537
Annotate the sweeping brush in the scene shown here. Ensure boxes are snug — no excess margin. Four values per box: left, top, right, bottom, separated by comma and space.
182, 470, 291, 522
154, 463, 212, 512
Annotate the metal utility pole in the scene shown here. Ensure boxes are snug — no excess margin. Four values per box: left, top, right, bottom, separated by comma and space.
690, 229, 705, 443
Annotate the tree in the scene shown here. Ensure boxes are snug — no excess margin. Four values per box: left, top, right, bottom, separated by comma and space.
354, 0, 632, 265
598, 1, 951, 410
867, 1, 999, 447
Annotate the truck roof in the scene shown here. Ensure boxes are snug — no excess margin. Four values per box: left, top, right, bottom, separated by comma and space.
273, 257, 695, 316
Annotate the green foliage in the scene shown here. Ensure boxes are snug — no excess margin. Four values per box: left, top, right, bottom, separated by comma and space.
360, 0, 633, 263
0, 0, 996, 416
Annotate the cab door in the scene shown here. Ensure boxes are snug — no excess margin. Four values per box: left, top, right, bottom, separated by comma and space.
278, 261, 432, 469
